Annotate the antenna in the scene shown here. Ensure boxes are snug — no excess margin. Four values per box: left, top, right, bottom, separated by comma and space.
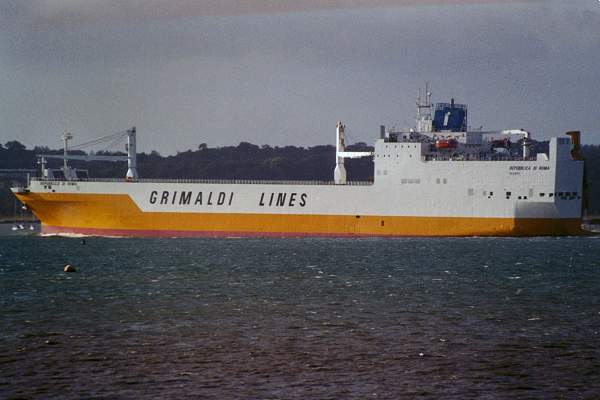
426, 81, 432, 107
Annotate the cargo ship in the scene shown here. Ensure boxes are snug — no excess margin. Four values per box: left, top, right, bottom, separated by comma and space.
12, 87, 586, 237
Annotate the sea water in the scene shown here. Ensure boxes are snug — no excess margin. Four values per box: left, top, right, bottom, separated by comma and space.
1, 225, 599, 399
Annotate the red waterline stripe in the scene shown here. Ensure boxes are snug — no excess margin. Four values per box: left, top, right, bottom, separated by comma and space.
41, 225, 379, 238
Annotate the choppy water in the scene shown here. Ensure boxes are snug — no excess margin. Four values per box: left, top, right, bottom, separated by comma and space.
1, 225, 600, 399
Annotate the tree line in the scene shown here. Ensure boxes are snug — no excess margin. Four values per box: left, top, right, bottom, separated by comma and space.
1, 140, 599, 217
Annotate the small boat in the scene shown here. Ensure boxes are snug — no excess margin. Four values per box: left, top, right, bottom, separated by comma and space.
435, 139, 458, 150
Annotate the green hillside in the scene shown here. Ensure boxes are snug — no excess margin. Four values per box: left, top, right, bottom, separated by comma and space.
1, 140, 599, 219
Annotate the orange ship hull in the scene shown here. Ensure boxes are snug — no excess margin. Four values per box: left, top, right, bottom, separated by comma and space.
15, 192, 584, 237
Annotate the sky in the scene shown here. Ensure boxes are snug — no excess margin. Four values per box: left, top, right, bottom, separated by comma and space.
1, 0, 599, 154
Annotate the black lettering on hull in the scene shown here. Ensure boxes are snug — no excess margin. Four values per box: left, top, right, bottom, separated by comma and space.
276, 193, 287, 206
300, 193, 307, 207
160, 191, 169, 204
257, 192, 308, 208
180, 191, 192, 205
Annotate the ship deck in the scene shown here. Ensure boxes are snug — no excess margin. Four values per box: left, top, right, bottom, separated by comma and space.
30, 177, 374, 186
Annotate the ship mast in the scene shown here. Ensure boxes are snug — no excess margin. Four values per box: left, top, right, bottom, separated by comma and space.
62, 131, 73, 172
334, 122, 347, 185
416, 82, 433, 133
333, 121, 373, 185
125, 127, 138, 180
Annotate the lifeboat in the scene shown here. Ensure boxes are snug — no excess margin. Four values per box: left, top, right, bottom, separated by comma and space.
435, 139, 458, 150
491, 138, 510, 149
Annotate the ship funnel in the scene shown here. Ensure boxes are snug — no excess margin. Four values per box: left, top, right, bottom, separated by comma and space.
566, 131, 583, 160
125, 127, 138, 181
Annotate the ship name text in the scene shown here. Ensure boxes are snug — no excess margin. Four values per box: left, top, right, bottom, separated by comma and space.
509, 165, 550, 171
259, 192, 307, 207
508, 165, 550, 176
147, 190, 308, 208
149, 190, 234, 206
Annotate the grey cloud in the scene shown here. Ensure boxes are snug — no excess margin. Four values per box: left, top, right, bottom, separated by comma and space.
1, 4, 558, 70
0, 1, 598, 154
5, 0, 541, 25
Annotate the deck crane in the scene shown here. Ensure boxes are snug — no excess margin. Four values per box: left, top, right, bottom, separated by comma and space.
37, 127, 138, 181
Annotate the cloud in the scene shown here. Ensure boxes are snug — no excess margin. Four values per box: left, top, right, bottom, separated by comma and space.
14, 0, 541, 26
1, 0, 598, 152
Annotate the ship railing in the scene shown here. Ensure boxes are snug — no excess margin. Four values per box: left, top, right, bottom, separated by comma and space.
30, 177, 374, 186
423, 154, 539, 162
